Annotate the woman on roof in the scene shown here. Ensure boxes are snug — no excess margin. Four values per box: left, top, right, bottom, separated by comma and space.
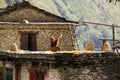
50, 34, 62, 52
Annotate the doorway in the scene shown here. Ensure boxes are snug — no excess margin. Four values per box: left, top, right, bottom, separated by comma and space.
27, 68, 44, 80
20, 32, 37, 51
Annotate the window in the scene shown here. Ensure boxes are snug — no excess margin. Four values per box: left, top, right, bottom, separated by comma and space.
0, 68, 13, 80
6, 68, 13, 80
20, 32, 37, 51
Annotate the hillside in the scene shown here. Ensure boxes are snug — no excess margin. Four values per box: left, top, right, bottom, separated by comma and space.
0, 0, 120, 50
107, 0, 120, 9
0, 0, 7, 8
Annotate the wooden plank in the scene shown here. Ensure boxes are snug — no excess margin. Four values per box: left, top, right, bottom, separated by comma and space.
20, 33, 29, 50
99, 38, 119, 41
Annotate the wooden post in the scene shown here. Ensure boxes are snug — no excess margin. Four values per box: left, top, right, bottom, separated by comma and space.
15, 61, 21, 80
101, 40, 106, 51
2, 61, 6, 80
15, 65, 21, 80
112, 24, 115, 45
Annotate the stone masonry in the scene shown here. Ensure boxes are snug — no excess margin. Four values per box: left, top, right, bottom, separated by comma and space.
0, 52, 120, 80
0, 24, 74, 51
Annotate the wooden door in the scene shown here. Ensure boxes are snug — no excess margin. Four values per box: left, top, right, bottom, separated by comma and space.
20, 33, 37, 51
28, 69, 44, 80
20, 33, 28, 50
28, 34, 37, 51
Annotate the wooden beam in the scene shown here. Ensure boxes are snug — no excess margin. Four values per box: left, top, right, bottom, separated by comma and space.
99, 38, 119, 41
15, 61, 21, 80
2, 61, 6, 80
112, 25, 115, 45
99, 37, 118, 51
81, 21, 112, 26
15, 65, 21, 80
80, 22, 119, 45
80, 21, 120, 28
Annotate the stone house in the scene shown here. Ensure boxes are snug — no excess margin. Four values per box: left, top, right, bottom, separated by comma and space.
0, 51, 120, 80
0, 1, 79, 51
0, 1, 120, 80
0, 1, 80, 80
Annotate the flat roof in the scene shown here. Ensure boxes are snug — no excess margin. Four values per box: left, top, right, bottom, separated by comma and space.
0, 21, 79, 25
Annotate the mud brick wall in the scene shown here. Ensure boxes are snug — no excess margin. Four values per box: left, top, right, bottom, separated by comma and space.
54, 52, 120, 80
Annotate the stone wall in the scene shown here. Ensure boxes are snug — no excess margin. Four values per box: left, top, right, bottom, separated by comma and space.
19, 52, 120, 80
0, 6, 66, 22
54, 53, 120, 80
21, 61, 31, 80
0, 24, 74, 51
20, 52, 120, 80
0, 52, 120, 80
45, 68, 63, 80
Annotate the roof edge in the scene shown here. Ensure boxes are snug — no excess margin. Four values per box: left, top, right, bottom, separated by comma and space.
0, 1, 76, 23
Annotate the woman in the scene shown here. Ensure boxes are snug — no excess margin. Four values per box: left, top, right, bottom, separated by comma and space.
50, 34, 62, 52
